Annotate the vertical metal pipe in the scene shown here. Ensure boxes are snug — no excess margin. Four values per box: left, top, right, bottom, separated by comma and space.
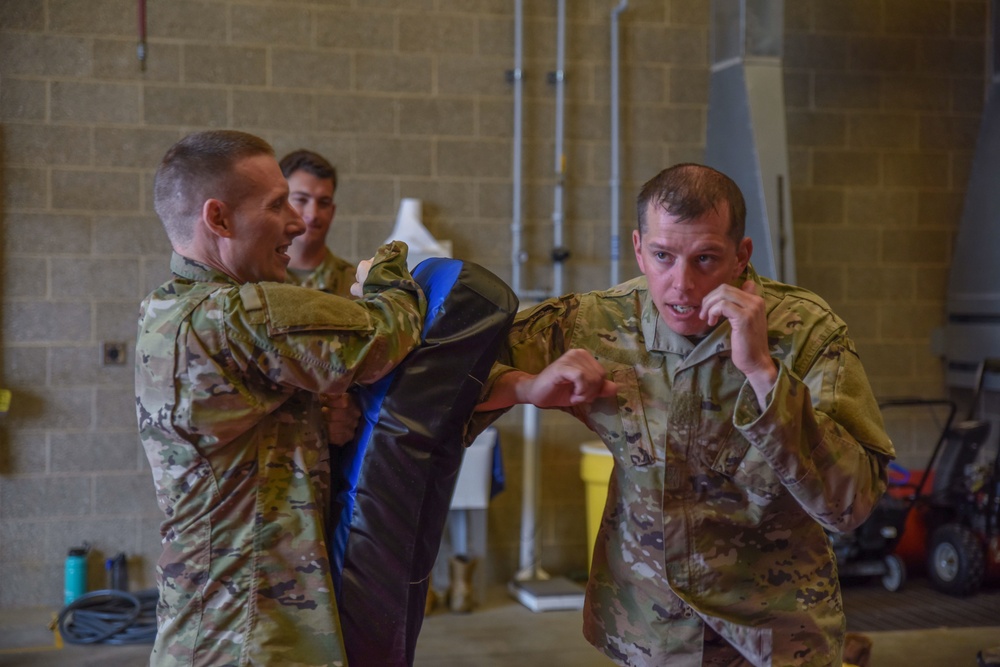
609, 1, 627, 286
551, 0, 566, 297
511, 0, 524, 296
517, 404, 541, 578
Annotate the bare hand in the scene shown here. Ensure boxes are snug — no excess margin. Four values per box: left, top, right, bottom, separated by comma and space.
350, 259, 373, 298
321, 393, 362, 446
700, 280, 777, 403
476, 349, 618, 412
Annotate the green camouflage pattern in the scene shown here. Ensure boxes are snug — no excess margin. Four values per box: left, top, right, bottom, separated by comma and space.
135, 242, 425, 667
472, 265, 894, 667
286, 251, 356, 299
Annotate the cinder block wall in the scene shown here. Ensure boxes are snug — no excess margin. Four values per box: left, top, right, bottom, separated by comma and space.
0, 0, 985, 607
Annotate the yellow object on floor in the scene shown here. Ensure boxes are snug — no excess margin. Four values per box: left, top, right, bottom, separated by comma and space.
580, 442, 614, 568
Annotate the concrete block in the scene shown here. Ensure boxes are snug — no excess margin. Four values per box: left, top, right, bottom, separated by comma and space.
884, 0, 952, 36
2, 346, 47, 387
667, 67, 704, 105
1, 475, 93, 519
96, 301, 144, 342
51, 81, 140, 124
478, 16, 513, 58
183, 44, 266, 86
147, 0, 228, 40
2, 301, 92, 344
315, 94, 394, 134
0, 33, 91, 77
955, 1, 988, 36
881, 229, 950, 263
3, 123, 92, 168
51, 432, 141, 473
438, 57, 515, 97
477, 182, 513, 219
915, 38, 983, 74
814, 73, 881, 110
787, 111, 847, 148
796, 265, 846, 305
879, 302, 944, 341
630, 106, 702, 145
849, 36, 917, 73
93, 128, 179, 170
400, 98, 475, 136
356, 138, 432, 177
93, 39, 181, 82
141, 256, 173, 297
784, 33, 848, 72
0, 521, 47, 562
316, 8, 395, 50
916, 266, 949, 302
479, 99, 514, 137
96, 386, 137, 430
438, 0, 508, 15
919, 115, 979, 151
808, 226, 880, 263
883, 152, 949, 188
48, 0, 134, 36
52, 169, 141, 212
3, 168, 47, 210
95, 473, 161, 517
849, 113, 918, 150
50, 345, 123, 387
5, 213, 93, 254
0, 561, 56, 608
791, 188, 845, 226
882, 75, 951, 113
143, 85, 230, 127
233, 90, 315, 130
336, 177, 397, 217
272, 48, 351, 90
845, 189, 918, 228
232, 4, 312, 46
400, 14, 475, 54
3, 256, 47, 299
0, 429, 48, 474
952, 77, 985, 116
813, 150, 880, 187
354, 217, 395, 257
357, 53, 432, 94
917, 191, 964, 227
812, 0, 882, 32
398, 178, 475, 218
95, 215, 171, 255
0, 0, 44, 29
846, 267, 916, 301
0, 78, 46, 121
438, 139, 511, 178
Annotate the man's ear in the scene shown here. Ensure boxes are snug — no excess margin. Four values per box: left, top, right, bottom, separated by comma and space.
736, 237, 752, 275
202, 198, 233, 238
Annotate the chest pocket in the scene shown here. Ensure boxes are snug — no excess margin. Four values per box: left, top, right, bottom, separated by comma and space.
611, 367, 655, 467
707, 426, 785, 503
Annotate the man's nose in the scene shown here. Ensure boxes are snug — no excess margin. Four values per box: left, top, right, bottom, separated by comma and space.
287, 203, 306, 237
669, 260, 694, 292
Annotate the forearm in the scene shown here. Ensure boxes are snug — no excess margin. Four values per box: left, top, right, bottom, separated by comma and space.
735, 361, 892, 533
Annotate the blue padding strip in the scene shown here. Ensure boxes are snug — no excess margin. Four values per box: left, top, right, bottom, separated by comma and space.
330, 258, 461, 596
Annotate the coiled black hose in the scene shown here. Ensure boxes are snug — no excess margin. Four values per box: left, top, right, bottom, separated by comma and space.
57, 589, 158, 645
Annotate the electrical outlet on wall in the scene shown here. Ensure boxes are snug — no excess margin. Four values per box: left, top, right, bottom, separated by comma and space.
102, 342, 128, 366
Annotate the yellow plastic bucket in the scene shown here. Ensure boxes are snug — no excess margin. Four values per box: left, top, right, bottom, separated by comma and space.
579, 442, 614, 568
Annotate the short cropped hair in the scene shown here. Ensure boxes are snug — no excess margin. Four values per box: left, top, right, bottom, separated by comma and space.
636, 163, 746, 244
279, 149, 337, 190
153, 130, 274, 247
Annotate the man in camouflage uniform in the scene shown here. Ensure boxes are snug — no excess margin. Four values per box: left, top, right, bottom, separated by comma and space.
474, 164, 895, 666
135, 130, 426, 667
280, 149, 356, 299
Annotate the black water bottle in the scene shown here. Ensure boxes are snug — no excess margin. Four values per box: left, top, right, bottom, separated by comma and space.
106, 552, 129, 591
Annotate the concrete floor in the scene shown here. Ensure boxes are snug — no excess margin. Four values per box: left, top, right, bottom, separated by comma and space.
0, 586, 996, 667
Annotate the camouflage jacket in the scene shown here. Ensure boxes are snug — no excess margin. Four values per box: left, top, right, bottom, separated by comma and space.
286, 250, 356, 299
135, 242, 424, 667
474, 266, 894, 667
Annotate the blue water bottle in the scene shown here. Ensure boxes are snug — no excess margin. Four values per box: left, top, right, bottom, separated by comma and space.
64, 543, 89, 606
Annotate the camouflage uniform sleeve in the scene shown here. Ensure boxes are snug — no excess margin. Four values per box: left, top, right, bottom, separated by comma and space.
468, 294, 582, 436
229, 241, 426, 393
733, 330, 894, 534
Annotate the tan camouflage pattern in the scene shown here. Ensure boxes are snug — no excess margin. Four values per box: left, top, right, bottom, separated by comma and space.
135, 242, 425, 667
286, 251, 357, 299
472, 265, 894, 667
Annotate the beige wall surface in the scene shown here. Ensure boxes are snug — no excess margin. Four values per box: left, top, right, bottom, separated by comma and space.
0, 0, 986, 607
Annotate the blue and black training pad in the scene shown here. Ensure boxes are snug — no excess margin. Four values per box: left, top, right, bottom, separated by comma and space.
330, 258, 518, 667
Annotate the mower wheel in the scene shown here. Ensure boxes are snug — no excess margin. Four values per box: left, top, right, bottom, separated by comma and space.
928, 523, 986, 596
881, 554, 906, 592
